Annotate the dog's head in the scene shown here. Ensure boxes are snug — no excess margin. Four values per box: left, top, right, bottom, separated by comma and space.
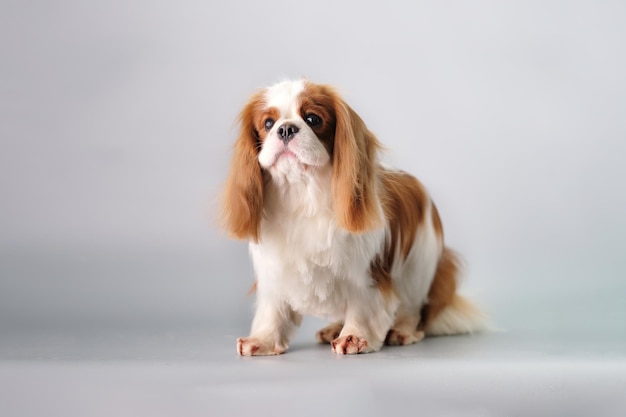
222, 79, 382, 242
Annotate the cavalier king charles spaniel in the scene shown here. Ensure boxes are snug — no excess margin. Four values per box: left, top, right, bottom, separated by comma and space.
222, 79, 486, 355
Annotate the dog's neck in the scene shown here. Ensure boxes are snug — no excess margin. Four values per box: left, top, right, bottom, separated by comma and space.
264, 163, 333, 220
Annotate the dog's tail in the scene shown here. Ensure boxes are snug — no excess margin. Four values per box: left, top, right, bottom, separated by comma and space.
422, 248, 488, 336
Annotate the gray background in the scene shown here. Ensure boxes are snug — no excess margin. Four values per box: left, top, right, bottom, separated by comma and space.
1, 1, 625, 416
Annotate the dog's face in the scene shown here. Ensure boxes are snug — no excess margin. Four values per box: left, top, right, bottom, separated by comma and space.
255, 80, 335, 178
222, 79, 383, 242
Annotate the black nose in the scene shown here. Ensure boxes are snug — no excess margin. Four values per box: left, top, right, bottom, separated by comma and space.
277, 123, 299, 143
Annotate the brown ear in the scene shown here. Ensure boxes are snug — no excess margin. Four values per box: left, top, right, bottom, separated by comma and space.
221, 95, 265, 242
332, 98, 383, 233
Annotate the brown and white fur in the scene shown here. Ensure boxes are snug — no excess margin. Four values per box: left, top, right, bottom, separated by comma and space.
222, 79, 486, 355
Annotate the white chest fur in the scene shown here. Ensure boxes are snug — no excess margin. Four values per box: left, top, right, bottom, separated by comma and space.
249, 168, 384, 319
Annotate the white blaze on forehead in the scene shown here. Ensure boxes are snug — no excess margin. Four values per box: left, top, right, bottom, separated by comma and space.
264, 79, 306, 118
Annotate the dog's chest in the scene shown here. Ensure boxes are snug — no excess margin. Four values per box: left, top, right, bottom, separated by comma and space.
262, 206, 350, 273
255, 208, 354, 317
251, 176, 383, 318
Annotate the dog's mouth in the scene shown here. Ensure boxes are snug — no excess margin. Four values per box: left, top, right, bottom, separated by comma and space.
268, 148, 316, 177
270, 148, 301, 167
263, 140, 330, 172
277, 149, 297, 159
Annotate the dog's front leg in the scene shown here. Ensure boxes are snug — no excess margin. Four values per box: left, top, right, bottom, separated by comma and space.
237, 296, 301, 356
331, 287, 397, 355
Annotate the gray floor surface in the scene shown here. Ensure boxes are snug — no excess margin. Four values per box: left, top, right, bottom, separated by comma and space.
1, 320, 625, 417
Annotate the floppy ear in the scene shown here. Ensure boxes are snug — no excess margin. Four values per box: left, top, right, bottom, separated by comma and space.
221, 95, 265, 242
332, 97, 383, 233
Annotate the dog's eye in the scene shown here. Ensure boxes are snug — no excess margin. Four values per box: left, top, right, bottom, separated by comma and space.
264, 118, 275, 131
304, 114, 322, 127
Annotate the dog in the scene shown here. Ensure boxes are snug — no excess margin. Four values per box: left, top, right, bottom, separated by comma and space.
222, 79, 486, 355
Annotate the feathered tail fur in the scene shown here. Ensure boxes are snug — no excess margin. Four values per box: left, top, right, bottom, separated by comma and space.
422, 248, 488, 336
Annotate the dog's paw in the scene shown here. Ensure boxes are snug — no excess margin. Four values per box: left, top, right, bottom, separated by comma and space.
385, 329, 425, 346
237, 337, 285, 356
316, 322, 343, 344
331, 335, 369, 354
